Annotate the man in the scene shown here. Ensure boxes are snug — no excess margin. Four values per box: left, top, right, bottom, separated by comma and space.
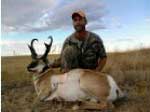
52, 11, 107, 73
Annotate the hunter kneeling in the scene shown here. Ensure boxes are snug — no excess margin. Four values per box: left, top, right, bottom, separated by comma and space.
27, 11, 126, 112
51, 11, 107, 73
27, 37, 125, 111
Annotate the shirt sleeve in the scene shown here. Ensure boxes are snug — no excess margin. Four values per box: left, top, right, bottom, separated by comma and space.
92, 36, 107, 59
60, 37, 70, 55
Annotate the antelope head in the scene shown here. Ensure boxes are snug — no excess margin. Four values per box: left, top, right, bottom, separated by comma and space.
27, 36, 53, 74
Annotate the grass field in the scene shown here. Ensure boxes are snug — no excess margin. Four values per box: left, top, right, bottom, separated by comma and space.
2, 48, 150, 112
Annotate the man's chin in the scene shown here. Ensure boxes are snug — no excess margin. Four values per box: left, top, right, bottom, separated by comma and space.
74, 26, 83, 32
75, 28, 84, 32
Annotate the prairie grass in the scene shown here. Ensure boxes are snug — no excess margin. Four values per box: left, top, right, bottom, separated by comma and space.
2, 48, 150, 112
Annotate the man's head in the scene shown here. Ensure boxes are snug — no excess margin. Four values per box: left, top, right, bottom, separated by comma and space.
72, 11, 87, 32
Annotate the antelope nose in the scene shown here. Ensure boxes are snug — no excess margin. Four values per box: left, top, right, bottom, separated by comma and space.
27, 66, 31, 71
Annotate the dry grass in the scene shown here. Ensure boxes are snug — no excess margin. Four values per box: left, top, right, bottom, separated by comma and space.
2, 48, 150, 112
102, 48, 150, 112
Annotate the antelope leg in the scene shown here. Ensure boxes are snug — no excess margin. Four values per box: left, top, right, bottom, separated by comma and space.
78, 101, 109, 110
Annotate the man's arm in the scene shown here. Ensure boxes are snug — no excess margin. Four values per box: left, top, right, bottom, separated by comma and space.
93, 35, 107, 72
50, 37, 70, 69
96, 57, 107, 71
51, 57, 61, 68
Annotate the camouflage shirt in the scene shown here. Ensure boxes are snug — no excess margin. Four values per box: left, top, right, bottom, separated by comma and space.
61, 31, 107, 69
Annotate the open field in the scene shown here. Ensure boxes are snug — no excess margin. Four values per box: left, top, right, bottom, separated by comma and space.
2, 48, 150, 112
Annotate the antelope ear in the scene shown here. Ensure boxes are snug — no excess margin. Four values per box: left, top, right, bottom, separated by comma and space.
28, 44, 30, 48
28, 44, 32, 53
28, 38, 39, 59
41, 36, 53, 59
44, 43, 49, 48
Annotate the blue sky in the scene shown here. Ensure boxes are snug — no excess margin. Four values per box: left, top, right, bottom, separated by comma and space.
1, 0, 150, 56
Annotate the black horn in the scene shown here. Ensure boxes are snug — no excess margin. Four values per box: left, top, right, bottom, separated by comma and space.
28, 39, 38, 59
41, 36, 53, 59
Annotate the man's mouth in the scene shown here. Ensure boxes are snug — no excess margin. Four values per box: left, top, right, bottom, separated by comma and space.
75, 25, 83, 31
76, 25, 82, 27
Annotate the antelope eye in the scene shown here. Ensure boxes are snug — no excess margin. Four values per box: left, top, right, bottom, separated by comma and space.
30, 61, 38, 68
43, 59, 48, 63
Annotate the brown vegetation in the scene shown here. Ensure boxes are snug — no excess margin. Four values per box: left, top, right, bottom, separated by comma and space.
2, 48, 150, 112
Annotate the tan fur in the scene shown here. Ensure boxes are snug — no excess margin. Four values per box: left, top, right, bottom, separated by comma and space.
32, 69, 120, 111
28, 37, 118, 111
34, 70, 53, 99
76, 70, 114, 110
80, 70, 110, 101
79, 101, 107, 110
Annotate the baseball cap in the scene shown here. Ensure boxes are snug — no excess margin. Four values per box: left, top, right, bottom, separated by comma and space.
72, 11, 86, 19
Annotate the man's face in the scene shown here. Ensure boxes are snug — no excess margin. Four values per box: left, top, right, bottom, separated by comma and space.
72, 16, 86, 32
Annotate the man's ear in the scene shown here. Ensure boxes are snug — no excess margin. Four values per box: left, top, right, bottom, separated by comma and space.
84, 18, 88, 25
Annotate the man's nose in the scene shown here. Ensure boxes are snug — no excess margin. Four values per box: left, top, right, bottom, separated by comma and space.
75, 20, 81, 25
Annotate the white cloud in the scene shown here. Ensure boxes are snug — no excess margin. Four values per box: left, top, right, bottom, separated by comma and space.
105, 17, 122, 29
1, 40, 63, 56
2, 0, 105, 33
104, 35, 150, 52
1, 0, 56, 32
1, 35, 150, 56
145, 17, 150, 25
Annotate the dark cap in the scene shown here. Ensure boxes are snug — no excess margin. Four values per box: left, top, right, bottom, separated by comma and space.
72, 11, 86, 19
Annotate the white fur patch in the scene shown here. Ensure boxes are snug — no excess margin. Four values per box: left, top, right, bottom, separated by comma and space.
107, 75, 119, 101
47, 69, 87, 101
31, 64, 45, 73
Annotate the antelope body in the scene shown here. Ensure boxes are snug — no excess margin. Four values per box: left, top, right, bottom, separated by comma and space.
47, 69, 124, 102
27, 37, 125, 110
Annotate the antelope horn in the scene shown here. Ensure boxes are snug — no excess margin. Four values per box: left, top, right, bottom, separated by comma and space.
41, 36, 53, 59
28, 39, 38, 59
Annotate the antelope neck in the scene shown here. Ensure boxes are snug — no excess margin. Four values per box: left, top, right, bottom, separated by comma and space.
33, 68, 50, 81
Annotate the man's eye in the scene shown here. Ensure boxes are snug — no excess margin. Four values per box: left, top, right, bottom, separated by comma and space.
74, 19, 78, 22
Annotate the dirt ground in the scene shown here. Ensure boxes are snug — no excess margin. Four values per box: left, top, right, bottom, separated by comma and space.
2, 49, 150, 112
2, 78, 150, 112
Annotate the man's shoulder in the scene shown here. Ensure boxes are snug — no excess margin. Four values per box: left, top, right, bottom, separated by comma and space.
89, 31, 99, 37
65, 33, 82, 44
88, 31, 102, 43
66, 33, 75, 40
63, 33, 75, 44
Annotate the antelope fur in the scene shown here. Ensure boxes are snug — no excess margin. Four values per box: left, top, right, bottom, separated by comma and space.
27, 36, 125, 110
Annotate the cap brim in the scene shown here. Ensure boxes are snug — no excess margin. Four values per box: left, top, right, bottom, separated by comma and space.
72, 13, 83, 19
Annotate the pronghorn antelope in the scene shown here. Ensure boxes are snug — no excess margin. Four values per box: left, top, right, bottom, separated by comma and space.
27, 36, 125, 111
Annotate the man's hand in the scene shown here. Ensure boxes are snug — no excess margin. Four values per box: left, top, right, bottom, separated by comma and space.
62, 68, 70, 73
50, 57, 61, 68
96, 57, 107, 72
